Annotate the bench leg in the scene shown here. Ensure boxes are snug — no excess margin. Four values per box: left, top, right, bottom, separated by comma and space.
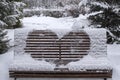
14, 77, 17, 80
104, 78, 107, 80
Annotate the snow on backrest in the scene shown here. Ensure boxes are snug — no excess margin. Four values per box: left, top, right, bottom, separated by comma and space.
84, 28, 107, 57
14, 29, 31, 55
14, 28, 107, 58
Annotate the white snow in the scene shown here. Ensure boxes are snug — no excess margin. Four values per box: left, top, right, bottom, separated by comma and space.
50, 29, 71, 39
107, 44, 120, 80
0, 20, 7, 27
10, 54, 55, 71
79, 0, 89, 7
84, 28, 107, 57
22, 16, 75, 29
91, 2, 110, 9
72, 14, 90, 29
0, 49, 14, 80
14, 29, 31, 55
66, 55, 112, 71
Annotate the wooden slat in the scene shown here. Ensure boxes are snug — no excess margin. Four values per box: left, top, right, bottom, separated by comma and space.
31, 56, 84, 58
26, 39, 90, 42
28, 34, 89, 36
9, 70, 112, 78
25, 50, 89, 52
24, 47, 90, 50
26, 42, 90, 44
31, 53, 88, 55
26, 45, 90, 47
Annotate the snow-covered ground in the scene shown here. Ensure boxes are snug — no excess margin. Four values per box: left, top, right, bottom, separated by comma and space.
0, 16, 120, 80
107, 44, 120, 80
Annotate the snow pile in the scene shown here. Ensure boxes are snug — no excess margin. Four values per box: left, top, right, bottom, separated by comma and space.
50, 28, 71, 39
0, 49, 14, 80
22, 16, 75, 29
0, 20, 7, 28
14, 29, 32, 55
84, 28, 107, 57
66, 55, 112, 71
9, 54, 55, 71
72, 14, 90, 29
6, 29, 14, 47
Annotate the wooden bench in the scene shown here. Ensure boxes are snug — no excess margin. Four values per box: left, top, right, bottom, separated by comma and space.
9, 29, 112, 80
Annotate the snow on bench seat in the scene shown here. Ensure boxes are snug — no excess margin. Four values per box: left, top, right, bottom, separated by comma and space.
9, 54, 55, 71
66, 55, 112, 71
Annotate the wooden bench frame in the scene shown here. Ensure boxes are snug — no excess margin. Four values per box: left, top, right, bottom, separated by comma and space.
10, 30, 112, 80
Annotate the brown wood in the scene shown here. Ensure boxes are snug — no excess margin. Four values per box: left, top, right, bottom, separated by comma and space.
10, 70, 112, 78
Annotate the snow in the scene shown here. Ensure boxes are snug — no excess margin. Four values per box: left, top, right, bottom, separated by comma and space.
50, 29, 71, 39
22, 16, 75, 29
0, 29, 14, 80
84, 28, 107, 57
10, 54, 55, 71
0, 20, 7, 28
66, 55, 112, 71
107, 44, 120, 80
79, 0, 89, 7
91, 2, 110, 9
72, 14, 90, 29
0, 49, 14, 80
14, 29, 31, 55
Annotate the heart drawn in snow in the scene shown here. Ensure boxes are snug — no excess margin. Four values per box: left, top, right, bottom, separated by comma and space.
26, 30, 90, 60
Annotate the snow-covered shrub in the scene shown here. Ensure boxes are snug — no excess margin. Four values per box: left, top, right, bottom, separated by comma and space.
87, 0, 120, 44
0, 20, 7, 28
43, 11, 63, 18
23, 9, 64, 18
72, 14, 90, 29
0, 28, 9, 54
79, 0, 91, 14
64, 4, 80, 17
0, 0, 25, 29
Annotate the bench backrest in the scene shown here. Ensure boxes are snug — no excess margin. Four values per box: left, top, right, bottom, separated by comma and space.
14, 29, 107, 65
24, 30, 91, 61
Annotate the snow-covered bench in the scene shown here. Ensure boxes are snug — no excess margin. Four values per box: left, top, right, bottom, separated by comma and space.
9, 29, 112, 80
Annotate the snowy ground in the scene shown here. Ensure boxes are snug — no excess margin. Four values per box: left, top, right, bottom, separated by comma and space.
107, 44, 120, 80
0, 16, 120, 80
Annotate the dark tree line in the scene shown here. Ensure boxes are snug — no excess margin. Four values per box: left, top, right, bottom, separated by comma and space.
87, 0, 120, 44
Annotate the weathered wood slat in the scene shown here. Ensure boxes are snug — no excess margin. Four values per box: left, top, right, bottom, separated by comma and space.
24, 47, 90, 50
26, 45, 90, 47
27, 37, 90, 39
31, 53, 88, 55
25, 50, 89, 52
26, 39, 90, 42
9, 70, 112, 78
30, 55, 87, 58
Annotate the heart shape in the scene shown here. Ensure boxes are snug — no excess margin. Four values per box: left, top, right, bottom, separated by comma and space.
25, 30, 90, 61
